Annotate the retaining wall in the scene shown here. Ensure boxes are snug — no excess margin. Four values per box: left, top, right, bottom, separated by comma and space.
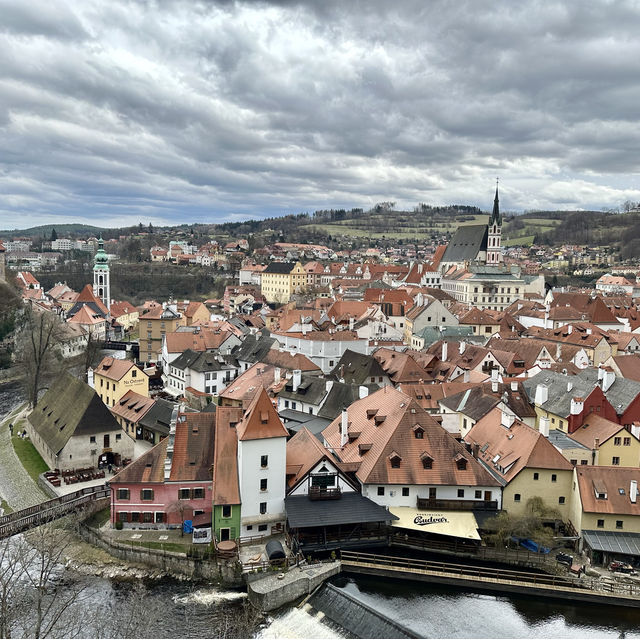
248, 561, 341, 611
78, 524, 243, 586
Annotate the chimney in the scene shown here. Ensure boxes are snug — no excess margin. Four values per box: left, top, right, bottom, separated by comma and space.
359, 385, 369, 399
292, 369, 301, 392
570, 396, 584, 415
349, 317, 355, 331
594, 437, 600, 449
340, 410, 349, 447
274, 367, 281, 385
534, 384, 548, 405
631, 480, 638, 504
567, 381, 573, 392
539, 416, 550, 437
463, 369, 470, 383
501, 408, 515, 429
87, 367, 94, 389
491, 368, 499, 393
602, 368, 616, 392
164, 405, 179, 480
459, 341, 466, 355
325, 379, 334, 394
473, 443, 480, 459
510, 381, 518, 391
567, 324, 573, 334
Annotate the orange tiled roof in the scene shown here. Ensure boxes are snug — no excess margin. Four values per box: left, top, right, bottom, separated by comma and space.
236, 387, 289, 441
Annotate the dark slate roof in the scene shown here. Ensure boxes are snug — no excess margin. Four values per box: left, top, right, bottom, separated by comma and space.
577, 368, 640, 413
522, 371, 596, 418
279, 409, 332, 437
441, 224, 488, 264
317, 382, 377, 420
263, 262, 296, 274
67, 300, 106, 319
285, 492, 398, 528
279, 374, 328, 404
28, 373, 121, 455
439, 388, 501, 422
582, 530, 640, 557
233, 333, 276, 364
171, 348, 236, 372
331, 350, 387, 385
138, 397, 175, 436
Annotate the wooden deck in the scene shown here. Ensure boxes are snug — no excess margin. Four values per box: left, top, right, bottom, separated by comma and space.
340, 550, 640, 607
0, 485, 109, 539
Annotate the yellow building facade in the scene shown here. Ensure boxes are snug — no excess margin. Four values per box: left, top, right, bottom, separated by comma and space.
261, 261, 306, 304
94, 357, 149, 408
503, 467, 573, 520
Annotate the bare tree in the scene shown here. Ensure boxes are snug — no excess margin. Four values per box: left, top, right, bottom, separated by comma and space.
14, 304, 64, 408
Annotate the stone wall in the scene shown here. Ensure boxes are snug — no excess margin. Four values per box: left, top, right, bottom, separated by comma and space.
78, 523, 243, 586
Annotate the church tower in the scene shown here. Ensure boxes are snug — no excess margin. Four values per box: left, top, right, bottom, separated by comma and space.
486, 182, 503, 265
93, 236, 111, 310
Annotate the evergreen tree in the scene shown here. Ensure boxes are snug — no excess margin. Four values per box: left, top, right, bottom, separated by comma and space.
50, 228, 57, 242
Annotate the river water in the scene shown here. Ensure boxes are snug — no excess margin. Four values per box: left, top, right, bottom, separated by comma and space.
2, 383, 640, 638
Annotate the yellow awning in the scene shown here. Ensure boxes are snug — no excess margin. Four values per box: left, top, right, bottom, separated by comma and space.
389, 507, 480, 541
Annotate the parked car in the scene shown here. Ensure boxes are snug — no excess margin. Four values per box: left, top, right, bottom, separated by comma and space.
609, 561, 637, 575
555, 552, 573, 566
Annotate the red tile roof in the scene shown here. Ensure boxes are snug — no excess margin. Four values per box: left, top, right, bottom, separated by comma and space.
236, 387, 289, 441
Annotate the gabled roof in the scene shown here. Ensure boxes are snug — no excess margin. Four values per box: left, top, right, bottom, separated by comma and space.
577, 368, 640, 414
465, 407, 573, 484
213, 406, 244, 505
331, 350, 387, 384
612, 354, 640, 383
233, 332, 277, 363
576, 466, 640, 515
68, 305, 105, 326
110, 301, 137, 317
441, 224, 488, 264
68, 284, 108, 316
28, 373, 121, 455
569, 414, 631, 449
236, 387, 289, 441
110, 390, 155, 423
263, 261, 297, 274
279, 374, 328, 404
95, 356, 141, 381
171, 349, 235, 373
218, 362, 285, 406
322, 386, 499, 488
522, 371, 598, 418
372, 348, 430, 384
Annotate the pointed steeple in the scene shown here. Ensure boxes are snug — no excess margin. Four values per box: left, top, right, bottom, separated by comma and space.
490, 179, 501, 226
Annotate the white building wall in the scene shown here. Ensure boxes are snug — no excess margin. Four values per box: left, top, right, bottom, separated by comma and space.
289, 460, 356, 496
361, 483, 502, 509
238, 436, 287, 537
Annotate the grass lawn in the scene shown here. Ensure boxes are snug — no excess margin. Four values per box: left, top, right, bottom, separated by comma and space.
12, 435, 49, 481
86, 507, 111, 529
503, 234, 535, 247
121, 540, 189, 553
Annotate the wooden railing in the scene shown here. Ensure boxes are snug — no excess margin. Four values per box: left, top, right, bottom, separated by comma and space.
0, 485, 109, 539
340, 550, 640, 599
416, 498, 498, 511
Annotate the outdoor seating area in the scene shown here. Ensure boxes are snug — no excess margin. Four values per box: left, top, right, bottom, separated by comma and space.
45, 468, 106, 487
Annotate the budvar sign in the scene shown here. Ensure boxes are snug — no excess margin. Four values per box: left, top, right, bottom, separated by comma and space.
413, 514, 449, 526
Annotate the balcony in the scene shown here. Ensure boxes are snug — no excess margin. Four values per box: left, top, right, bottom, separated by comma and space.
416, 498, 498, 511
308, 486, 342, 501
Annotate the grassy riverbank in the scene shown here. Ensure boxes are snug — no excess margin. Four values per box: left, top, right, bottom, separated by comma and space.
12, 432, 49, 481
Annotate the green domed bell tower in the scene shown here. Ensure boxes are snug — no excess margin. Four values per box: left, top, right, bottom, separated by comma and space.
93, 236, 111, 310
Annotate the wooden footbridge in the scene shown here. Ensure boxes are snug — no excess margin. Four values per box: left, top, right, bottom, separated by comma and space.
0, 485, 109, 540
340, 550, 640, 608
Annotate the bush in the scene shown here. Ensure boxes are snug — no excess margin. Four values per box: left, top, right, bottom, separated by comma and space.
115, 521, 123, 530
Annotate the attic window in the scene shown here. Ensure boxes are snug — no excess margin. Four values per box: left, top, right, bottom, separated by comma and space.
189, 461, 196, 466
454, 454, 468, 471
366, 409, 378, 419
421, 453, 433, 470
348, 431, 361, 443
358, 443, 372, 455
260, 412, 269, 424
413, 425, 424, 439
374, 415, 386, 425
192, 427, 199, 433
389, 453, 402, 469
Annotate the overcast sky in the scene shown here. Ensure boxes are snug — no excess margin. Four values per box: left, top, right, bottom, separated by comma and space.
2, 0, 640, 229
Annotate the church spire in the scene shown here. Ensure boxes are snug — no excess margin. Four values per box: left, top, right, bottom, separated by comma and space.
490, 178, 501, 226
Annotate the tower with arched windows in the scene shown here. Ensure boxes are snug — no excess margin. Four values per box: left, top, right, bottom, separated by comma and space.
93, 236, 111, 310
486, 183, 503, 265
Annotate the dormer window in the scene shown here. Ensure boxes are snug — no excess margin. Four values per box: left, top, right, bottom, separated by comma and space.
389, 452, 402, 469
421, 452, 433, 469
413, 425, 424, 439
454, 454, 468, 471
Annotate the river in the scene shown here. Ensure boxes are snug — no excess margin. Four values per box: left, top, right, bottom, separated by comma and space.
2, 383, 640, 638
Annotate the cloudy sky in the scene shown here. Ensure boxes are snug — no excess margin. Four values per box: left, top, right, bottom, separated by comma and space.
2, 0, 640, 229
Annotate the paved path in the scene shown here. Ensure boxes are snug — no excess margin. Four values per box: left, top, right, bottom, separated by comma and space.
0, 405, 47, 511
